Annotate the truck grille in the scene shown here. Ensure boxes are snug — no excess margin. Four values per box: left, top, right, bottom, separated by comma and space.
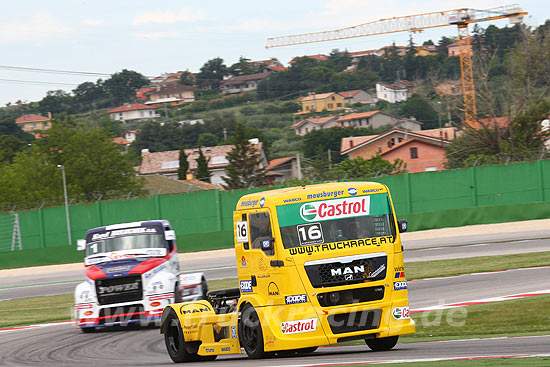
95, 275, 143, 305
305, 254, 387, 288
99, 304, 145, 324
328, 309, 381, 334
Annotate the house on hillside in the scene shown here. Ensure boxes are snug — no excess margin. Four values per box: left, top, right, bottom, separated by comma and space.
393, 80, 416, 97
335, 110, 400, 129
144, 84, 195, 107
469, 116, 510, 130
340, 127, 459, 173
290, 54, 329, 63
15, 113, 52, 133
138, 141, 268, 186
107, 103, 159, 122
392, 117, 422, 131
296, 92, 345, 114
376, 83, 407, 103
415, 45, 438, 56
375, 46, 407, 57
290, 116, 339, 136
447, 38, 472, 57
124, 130, 139, 143
265, 156, 300, 182
338, 90, 376, 105
220, 72, 271, 94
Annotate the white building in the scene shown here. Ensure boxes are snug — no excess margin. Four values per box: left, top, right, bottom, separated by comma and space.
107, 103, 159, 122
376, 83, 407, 103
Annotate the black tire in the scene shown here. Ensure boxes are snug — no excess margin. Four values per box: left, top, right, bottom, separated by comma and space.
239, 304, 269, 359
201, 278, 208, 300
365, 336, 399, 351
163, 308, 198, 362
80, 327, 95, 333
174, 283, 182, 303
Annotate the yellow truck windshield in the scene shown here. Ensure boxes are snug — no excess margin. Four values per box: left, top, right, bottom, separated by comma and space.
276, 193, 394, 249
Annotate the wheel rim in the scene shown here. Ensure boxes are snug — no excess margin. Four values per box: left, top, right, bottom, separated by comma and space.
166, 319, 181, 355
242, 310, 259, 352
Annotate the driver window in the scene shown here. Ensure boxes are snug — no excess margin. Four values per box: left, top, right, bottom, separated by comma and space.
249, 212, 272, 250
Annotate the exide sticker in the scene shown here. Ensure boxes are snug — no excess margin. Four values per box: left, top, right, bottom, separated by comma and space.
394, 281, 407, 290
285, 294, 307, 304
240, 280, 253, 293
280, 318, 317, 334
299, 196, 370, 222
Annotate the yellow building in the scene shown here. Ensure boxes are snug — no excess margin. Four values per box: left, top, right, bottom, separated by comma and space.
15, 113, 52, 133
296, 92, 345, 114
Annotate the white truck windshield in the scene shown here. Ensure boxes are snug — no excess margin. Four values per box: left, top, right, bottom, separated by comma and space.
85, 234, 166, 256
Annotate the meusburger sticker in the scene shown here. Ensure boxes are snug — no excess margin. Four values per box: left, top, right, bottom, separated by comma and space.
280, 318, 317, 334
392, 306, 410, 320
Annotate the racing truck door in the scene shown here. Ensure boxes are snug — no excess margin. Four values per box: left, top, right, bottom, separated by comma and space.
235, 209, 283, 299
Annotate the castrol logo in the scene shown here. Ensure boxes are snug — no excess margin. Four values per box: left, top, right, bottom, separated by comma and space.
299, 196, 370, 222
280, 318, 317, 334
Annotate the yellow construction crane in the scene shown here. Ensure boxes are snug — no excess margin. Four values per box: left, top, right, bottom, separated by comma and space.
266, 5, 527, 126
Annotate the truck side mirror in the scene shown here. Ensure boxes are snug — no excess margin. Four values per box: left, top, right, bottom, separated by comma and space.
398, 219, 408, 233
164, 230, 176, 241
77, 239, 86, 251
261, 238, 274, 252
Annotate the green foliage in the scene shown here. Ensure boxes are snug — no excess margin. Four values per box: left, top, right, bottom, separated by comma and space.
178, 145, 189, 180
222, 123, 266, 189
194, 148, 211, 183
0, 116, 32, 141
179, 70, 195, 86
196, 57, 228, 89
0, 135, 27, 164
400, 94, 439, 129
102, 69, 149, 105
197, 133, 219, 147
329, 154, 406, 179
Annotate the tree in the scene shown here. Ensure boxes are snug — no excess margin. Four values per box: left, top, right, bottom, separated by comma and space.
195, 148, 211, 183
179, 70, 195, 86
103, 69, 149, 105
35, 121, 144, 199
196, 57, 228, 89
222, 123, 266, 189
329, 155, 406, 179
0, 116, 33, 141
400, 94, 439, 129
197, 133, 218, 147
178, 145, 189, 180
0, 135, 27, 163
228, 56, 257, 76
39, 90, 74, 114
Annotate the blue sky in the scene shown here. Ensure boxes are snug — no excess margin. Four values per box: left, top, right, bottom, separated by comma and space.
0, 0, 547, 107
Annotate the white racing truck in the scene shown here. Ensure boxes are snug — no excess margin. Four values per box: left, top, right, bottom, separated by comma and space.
74, 220, 207, 332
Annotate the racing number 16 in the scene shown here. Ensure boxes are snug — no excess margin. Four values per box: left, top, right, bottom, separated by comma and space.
236, 221, 248, 243
297, 222, 324, 245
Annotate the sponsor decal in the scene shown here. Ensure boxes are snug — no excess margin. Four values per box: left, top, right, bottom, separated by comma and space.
306, 190, 345, 200
297, 222, 324, 246
240, 280, 253, 293
221, 347, 230, 352
146, 249, 163, 256
283, 197, 302, 203
241, 199, 259, 207
394, 281, 407, 290
348, 187, 357, 196
281, 318, 318, 334
98, 282, 139, 294
261, 240, 272, 250
241, 256, 247, 267
395, 271, 405, 278
91, 227, 158, 241
105, 265, 131, 273
144, 263, 166, 279
265, 340, 275, 346
179, 302, 212, 315
392, 306, 410, 320
331, 265, 365, 277
299, 197, 370, 222
259, 197, 265, 208
231, 326, 237, 339
394, 266, 404, 272
205, 348, 215, 353
236, 221, 248, 243
267, 282, 280, 296
257, 274, 270, 279
288, 236, 393, 255
285, 294, 307, 304
362, 188, 381, 194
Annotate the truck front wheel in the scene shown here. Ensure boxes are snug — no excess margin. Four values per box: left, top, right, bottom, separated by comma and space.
365, 336, 399, 351
163, 308, 198, 362
239, 304, 271, 359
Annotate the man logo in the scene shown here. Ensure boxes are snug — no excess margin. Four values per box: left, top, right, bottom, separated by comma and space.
348, 187, 357, 196
300, 204, 317, 221
268, 282, 280, 296
345, 274, 353, 280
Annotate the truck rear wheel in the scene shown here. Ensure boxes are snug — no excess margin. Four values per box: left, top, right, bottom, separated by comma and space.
239, 304, 271, 359
365, 336, 399, 351
163, 308, 198, 362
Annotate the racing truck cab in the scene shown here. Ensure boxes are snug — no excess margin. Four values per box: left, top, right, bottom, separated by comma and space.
74, 220, 206, 332
161, 183, 415, 362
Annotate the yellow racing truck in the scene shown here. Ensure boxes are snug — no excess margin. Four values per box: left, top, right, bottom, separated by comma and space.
160, 182, 414, 362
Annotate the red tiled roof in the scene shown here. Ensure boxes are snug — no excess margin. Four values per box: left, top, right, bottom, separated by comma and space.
380, 137, 446, 156
340, 135, 377, 153
107, 103, 157, 113
290, 54, 329, 63
221, 72, 271, 86
471, 116, 510, 129
16, 114, 50, 123
144, 84, 194, 95
266, 65, 287, 72
112, 137, 130, 145
290, 116, 337, 128
265, 156, 294, 170
297, 92, 336, 102
377, 83, 406, 91
336, 110, 380, 122
349, 50, 377, 57
338, 90, 363, 98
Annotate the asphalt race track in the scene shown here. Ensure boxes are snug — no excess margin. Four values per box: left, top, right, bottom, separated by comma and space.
0, 231, 549, 366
